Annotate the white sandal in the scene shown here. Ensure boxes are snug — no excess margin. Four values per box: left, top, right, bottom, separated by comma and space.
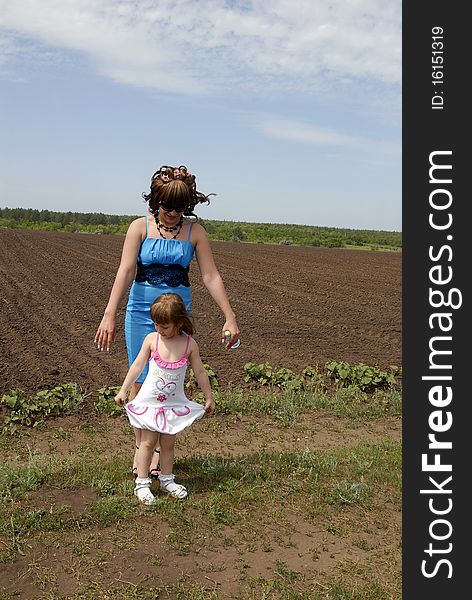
134, 477, 157, 505
159, 474, 188, 499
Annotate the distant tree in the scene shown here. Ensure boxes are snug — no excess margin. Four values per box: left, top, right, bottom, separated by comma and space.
231, 225, 245, 242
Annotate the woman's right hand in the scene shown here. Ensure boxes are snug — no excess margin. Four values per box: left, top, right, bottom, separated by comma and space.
94, 313, 116, 352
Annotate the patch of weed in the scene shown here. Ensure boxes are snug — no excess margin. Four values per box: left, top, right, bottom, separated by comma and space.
326, 361, 400, 392
1, 384, 86, 433
94, 386, 123, 417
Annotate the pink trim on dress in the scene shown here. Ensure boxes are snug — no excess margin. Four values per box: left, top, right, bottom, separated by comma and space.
172, 406, 191, 417
126, 404, 149, 415
153, 355, 188, 369
151, 333, 190, 370
154, 406, 167, 430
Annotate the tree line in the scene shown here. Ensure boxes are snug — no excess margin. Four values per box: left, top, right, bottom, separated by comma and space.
0, 207, 402, 250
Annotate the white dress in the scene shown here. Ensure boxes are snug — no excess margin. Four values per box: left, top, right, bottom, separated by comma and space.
125, 333, 205, 434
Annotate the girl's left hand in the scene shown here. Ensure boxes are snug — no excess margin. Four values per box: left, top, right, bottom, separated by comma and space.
222, 318, 240, 349
204, 398, 216, 415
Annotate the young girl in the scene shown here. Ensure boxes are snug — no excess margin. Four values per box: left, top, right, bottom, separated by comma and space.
115, 293, 215, 505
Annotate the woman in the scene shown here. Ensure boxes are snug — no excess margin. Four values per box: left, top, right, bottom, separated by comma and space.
94, 165, 239, 476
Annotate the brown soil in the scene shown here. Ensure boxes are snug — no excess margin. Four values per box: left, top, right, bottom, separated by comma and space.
0, 229, 401, 395
0, 228, 402, 599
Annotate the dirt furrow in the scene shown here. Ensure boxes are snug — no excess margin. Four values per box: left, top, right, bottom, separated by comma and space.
1, 229, 401, 395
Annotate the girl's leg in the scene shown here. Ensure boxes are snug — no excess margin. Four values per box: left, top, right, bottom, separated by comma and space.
158, 434, 187, 499
131, 384, 161, 476
136, 429, 160, 478
158, 433, 176, 475
134, 429, 160, 505
134, 434, 161, 476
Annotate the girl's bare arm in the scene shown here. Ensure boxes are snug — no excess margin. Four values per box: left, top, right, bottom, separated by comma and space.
115, 333, 154, 405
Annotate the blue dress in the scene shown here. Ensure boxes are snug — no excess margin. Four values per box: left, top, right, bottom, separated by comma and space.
125, 218, 195, 382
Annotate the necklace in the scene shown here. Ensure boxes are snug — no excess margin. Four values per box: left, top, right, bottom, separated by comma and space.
156, 216, 184, 239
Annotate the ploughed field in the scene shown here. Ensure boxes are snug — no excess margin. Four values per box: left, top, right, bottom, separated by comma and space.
0, 229, 401, 396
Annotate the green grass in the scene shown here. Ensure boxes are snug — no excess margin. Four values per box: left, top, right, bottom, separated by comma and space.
0, 441, 400, 550
31, 566, 399, 600
0, 378, 401, 598
21, 582, 396, 600
216, 385, 401, 424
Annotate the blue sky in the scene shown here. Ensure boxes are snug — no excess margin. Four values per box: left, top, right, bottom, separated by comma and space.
0, 1, 401, 231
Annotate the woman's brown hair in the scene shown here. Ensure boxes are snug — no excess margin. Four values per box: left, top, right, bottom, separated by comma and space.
142, 165, 215, 220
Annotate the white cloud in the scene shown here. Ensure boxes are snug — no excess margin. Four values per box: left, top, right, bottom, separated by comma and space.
248, 112, 400, 157
0, 0, 401, 96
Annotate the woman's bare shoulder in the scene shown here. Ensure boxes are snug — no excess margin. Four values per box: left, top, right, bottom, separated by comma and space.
126, 216, 147, 237
191, 221, 208, 239
129, 216, 147, 229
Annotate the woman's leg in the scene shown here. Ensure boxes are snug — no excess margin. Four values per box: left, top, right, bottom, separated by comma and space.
130, 383, 143, 474
149, 433, 161, 474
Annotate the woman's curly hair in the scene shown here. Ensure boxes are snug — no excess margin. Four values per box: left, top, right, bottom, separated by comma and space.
142, 165, 214, 219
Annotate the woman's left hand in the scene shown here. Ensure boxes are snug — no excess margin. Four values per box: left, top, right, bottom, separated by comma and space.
222, 318, 240, 349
